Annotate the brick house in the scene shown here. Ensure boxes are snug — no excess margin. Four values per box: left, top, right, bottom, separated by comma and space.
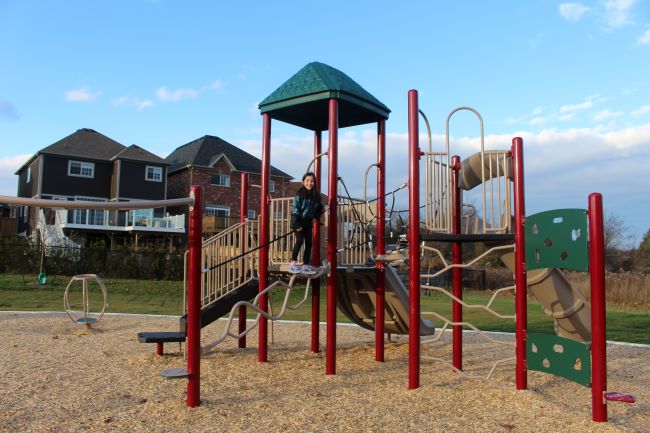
165, 135, 294, 233
14, 128, 184, 248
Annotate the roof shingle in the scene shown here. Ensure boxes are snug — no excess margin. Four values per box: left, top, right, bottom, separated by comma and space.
165, 135, 293, 178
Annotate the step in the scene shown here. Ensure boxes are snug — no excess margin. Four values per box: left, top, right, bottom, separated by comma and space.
160, 367, 190, 379
137, 331, 186, 344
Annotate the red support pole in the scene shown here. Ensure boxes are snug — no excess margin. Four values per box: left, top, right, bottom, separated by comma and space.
407, 89, 420, 389
512, 137, 527, 390
451, 155, 463, 371
156, 342, 163, 356
186, 185, 203, 407
258, 114, 271, 363
326, 99, 339, 375
589, 192, 607, 422
311, 131, 322, 353
239, 172, 250, 349
375, 120, 386, 362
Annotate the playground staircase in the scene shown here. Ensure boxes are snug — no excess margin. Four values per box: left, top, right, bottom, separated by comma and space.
178, 279, 259, 334
139, 219, 260, 354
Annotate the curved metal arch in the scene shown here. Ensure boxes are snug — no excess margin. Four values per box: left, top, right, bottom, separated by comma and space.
304, 151, 328, 176
445, 106, 486, 233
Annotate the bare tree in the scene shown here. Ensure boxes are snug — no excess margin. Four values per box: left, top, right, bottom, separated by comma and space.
604, 213, 631, 252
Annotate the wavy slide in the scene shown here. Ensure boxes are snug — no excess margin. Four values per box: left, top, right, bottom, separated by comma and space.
335, 265, 436, 336
501, 252, 591, 342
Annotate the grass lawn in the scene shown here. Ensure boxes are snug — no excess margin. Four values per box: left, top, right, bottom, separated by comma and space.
1, 274, 648, 344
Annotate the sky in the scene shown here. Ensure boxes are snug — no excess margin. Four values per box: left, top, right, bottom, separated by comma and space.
1, 0, 649, 246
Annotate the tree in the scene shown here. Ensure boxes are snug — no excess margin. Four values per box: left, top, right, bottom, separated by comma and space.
602, 214, 634, 272
635, 229, 650, 272
604, 213, 631, 252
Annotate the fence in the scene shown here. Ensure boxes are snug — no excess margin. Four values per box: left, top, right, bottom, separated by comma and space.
0, 237, 184, 280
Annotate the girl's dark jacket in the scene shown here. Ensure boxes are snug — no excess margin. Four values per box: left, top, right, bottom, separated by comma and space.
290, 191, 323, 229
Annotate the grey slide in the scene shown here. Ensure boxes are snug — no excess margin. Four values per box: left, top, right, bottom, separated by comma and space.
501, 252, 591, 342
459, 151, 512, 191
335, 266, 436, 336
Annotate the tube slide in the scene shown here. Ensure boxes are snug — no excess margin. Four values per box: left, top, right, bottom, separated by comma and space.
459, 151, 512, 191
501, 252, 591, 342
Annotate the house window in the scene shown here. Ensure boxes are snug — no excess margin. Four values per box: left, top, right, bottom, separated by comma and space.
247, 209, 256, 219
206, 205, 230, 228
145, 166, 163, 182
68, 161, 95, 178
132, 208, 153, 226
269, 180, 275, 193
26, 167, 31, 183
211, 174, 230, 187
73, 197, 105, 225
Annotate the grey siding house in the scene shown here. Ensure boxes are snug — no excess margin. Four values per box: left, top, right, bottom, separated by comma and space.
15, 128, 183, 247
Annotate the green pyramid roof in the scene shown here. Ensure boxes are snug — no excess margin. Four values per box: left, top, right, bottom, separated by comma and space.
259, 62, 390, 131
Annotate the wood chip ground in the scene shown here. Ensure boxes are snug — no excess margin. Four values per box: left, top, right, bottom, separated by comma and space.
1, 313, 647, 433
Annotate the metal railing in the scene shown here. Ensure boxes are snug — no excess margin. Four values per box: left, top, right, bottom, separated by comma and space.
337, 197, 373, 265
200, 218, 259, 309
423, 152, 451, 233
55, 208, 185, 232
481, 150, 512, 233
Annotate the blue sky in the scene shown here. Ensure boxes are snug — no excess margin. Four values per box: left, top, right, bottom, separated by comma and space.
1, 0, 649, 245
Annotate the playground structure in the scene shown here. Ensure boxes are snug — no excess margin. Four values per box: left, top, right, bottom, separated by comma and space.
0, 62, 635, 423
63, 273, 108, 327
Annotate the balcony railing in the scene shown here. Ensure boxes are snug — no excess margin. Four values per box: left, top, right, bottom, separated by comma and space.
55, 208, 185, 233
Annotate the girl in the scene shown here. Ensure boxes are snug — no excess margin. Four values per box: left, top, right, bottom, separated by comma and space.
289, 172, 323, 274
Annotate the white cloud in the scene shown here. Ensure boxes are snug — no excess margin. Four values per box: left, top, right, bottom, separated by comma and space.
559, 3, 591, 21
559, 113, 575, 121
602, 0, 636, 29
112, 96, 154, 111
529, 117, 548, 126
112, 96, 129, 107
593, 109, 624, 121
134, 99, 154, 111
155, 86, 198, 102
64, 87, 102, 102
559, 100, 594, 113
637, 28, 650, 44
0, 154, 31, 195
208, 80, 224, 90
631, 105, 650, 116
0, 100, 20, 121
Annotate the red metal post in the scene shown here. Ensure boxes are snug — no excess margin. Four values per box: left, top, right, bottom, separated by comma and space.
326, 99, 339, 375
407, 89, 420, 389
239, 172, 250, 349
589, 192, 607, 422
156, 342, 163, 356
311, 131, 322, 353
186, 185, 203, 407
258, 114, 271, 363
451, 155, 463, 370
375, 120, 386, 362
512, 137, 527, 390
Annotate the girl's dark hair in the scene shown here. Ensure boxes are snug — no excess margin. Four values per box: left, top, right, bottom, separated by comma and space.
297, 172, 319, 198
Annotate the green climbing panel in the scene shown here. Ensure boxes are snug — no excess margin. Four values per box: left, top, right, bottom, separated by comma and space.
525, 209, 589, 272
527, 332, 591, 387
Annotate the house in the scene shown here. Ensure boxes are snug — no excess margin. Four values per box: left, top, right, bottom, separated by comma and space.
0, 205, 17, 236
15, 128, 184, 248
165, 135, 294, 233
